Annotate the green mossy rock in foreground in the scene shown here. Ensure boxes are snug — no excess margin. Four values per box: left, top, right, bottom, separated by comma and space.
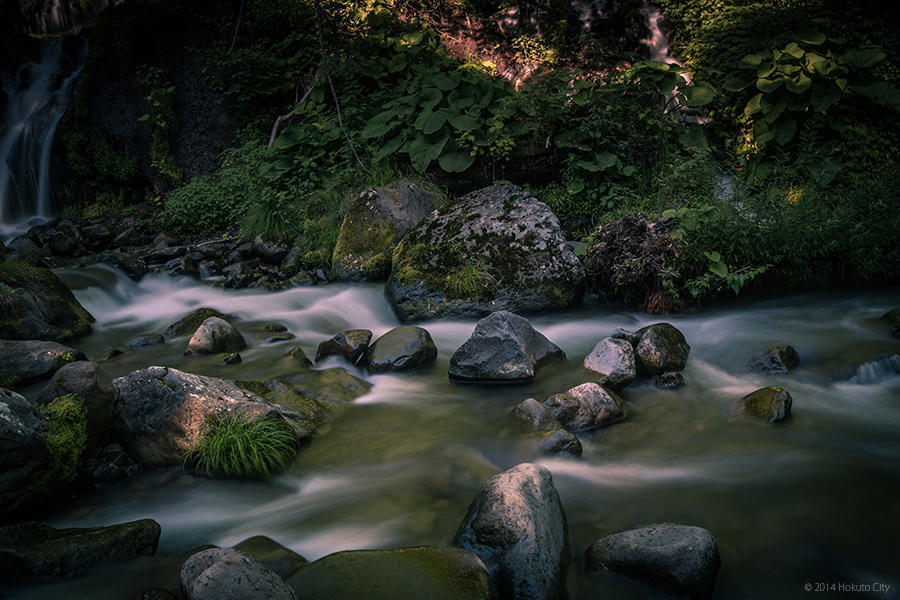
0, 261, 94, 341
285, 547, 495, 600
736, 386, 793, 424
332, 180, 435, 282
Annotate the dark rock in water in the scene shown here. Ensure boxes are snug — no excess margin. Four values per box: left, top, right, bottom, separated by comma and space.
263, 333, 296, 344
543, 382, 628, 432
6, 237, 43, 266
164, 255, 197, 277
387, 183, 585, 322
634, 323, 690, 376
254, 235, 290, 264
744, 345, 799, 374
180, 547, 296, 600
449, 311, 564, 383
368, 326, 437, 373
49, 228, 80, 256
185, 317, 247, 355
142, 245, 186, 265
101, 346, 125, 360
222, 352, 242, 365
79, 222, 112, 247
222, 259, 259, 288
513, 397, 563, 433
0, 388, 50, 520
234, 536, 308, 580
128, 333, 165, 348
164, 308, 232, 337
538, 430, 583, 457
0, 340, 86, 386
264, 323, 288, 333
285, 546, 492, 600
332, 179, 434, 282
849, 354, 900, 384
0, 519, 161, 580
0, 261, 94, 341
36, 360, 115, 449
98, 250, 148, 281
281, 247, 304, 278
585, 522, 720, 600
735, 386, 792, 424
82, 442, 139, 485
879, 308, 900, 339
316, 329, 373, 365
583, 337, 637, 390
287, 346, 313, 368
453, 462, 570, 600
654, 372, 685, 389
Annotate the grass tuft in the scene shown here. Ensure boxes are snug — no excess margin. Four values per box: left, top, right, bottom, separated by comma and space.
185, 413, 297, 479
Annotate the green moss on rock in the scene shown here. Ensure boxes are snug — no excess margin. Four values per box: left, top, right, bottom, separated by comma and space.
40, 394, 88, 485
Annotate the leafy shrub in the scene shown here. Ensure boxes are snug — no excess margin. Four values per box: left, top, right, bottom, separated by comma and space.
185, 413, 297, 479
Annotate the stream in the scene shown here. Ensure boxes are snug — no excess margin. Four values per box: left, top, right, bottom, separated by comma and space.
7, 266, 900, 599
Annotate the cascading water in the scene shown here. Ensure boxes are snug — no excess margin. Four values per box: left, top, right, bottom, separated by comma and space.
0, 35, 86, 234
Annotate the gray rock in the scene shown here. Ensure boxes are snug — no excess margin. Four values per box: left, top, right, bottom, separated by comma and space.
583, 337, 637, 390
453, 462, 570, 600
98, 251, 148, 281
0, 340, 86, 386
164, 308, 232, 337
332, 179, 434, 282
849, 354, 900, 384
254, 235, 290, 264
142, 245, 186, 265
513, 397, 563, 433
634, 323, 690, 376
543, 382, 628, 432
285, 546, 493, 600
387, 184, 585, 321
6, 237, 42, 266
743, 345, 799, 374
316, 329, 373, 365
735, 386, 792, 424
127, 333, 165, 348
83, 442, 139, 485
112, 366, 286, 466
234, 536, 308, 580
0, 261, 94, 341
36, 360, 115, 449
367, 326, 437, 373
165, 256, 198, 277
0, 519, 160, 581
585, 522, 720, 600
181, 547, 296, 600
101, 346, 125, 360
186, 317, 247, 355
538, 430, 583, 457
0, 388, 50, 520
449, 311, 564, 383
654, 372, 685, 389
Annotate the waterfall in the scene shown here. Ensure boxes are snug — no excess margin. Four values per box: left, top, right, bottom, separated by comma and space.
0, 36, 86, 232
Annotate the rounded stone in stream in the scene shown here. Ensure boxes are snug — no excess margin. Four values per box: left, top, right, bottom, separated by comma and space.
634, 323, 690, 376
654, 371, 685, 389
543, 382, 628, 432
367, 326, 437, 373
538, 430, 583, 457
127, 333, 165, 348
453, 462, 570, 600
735, 386, 792, 424
101, 346, 125, 360
583, 336, 637, 390
185, 317, 247, 355
234, 536, 308, 580
585, 522, 720, 600
316, 329, 373, 365
513, 397, 563, 433
164, 308, 232, 337
743, 345, 799, 374
181, 547, 296, 600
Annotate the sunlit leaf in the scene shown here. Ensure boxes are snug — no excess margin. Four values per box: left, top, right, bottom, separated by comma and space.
680, 84, 716, 107
783, 42, 805, 59
784, 73, 812, 94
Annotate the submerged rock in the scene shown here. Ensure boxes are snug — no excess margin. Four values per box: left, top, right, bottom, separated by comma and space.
285, 546, 494, 600
538, 430, 583, 457
513, 397, 563, 433
367, 326, 437, 373
98, 250, 148, 281
654, 372, 686, 389
181, 547, 296, 600
185, 317, 247, 355
287, 346, 313, 368
543, 382, 628, 432
743, 345, 799, 374
386, 184, 585, 322
583, 337, 637, 390
127, 333, 165, 348
36, 360, 115, 449
634, 323, 690, 376
449, 311, 564, 383
453, 463, 570, 600
332, 179, 434, 281
735, 386, 792, 424
316, 329, 373, 365
0, 519, 160, 580
0, 388, 50, 520
585, 522, 720, 600
0, 339, 86, 386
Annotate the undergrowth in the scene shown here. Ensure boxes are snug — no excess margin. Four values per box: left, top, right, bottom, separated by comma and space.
185, 413, 298, 479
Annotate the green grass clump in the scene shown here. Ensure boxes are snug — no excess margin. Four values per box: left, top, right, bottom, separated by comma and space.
444, 264, 490, 299
40, 393, 88, 484
185, 413, 297, 479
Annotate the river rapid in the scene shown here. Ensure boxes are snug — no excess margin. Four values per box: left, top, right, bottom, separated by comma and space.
8, 267, 900, 599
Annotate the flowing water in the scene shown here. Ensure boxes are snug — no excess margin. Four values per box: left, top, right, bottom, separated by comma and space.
6, 266, 899, 599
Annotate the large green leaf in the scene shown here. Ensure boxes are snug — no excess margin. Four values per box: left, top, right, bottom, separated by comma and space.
855, 81, 900, 108
753, 119, 775, 144
841, 48, 886, 69
811, 82, 842, 112
761, 95, 788, 122
795, 31, 826, 45
408, 131, 449, 172
680, 84, 716, 107
597, 152, 617, 169
774, 117, 797, 144
783, 42, 805, 59
784, 73, 812, 94
739, 52, 767, 68
724, 74, 754, 92
576, 160, 603, 173
745, 93, 763, 116
361, 110, 397, 139
804, 53, 829, 74
448, 113, 480, 131
417, 87, 443, 110
375, 134, 405, 161
756, 77, 785, 93
422, 109, 448, 135
438, 151, 475, 173
448, 95, 475, 110
426, 74, 461, 91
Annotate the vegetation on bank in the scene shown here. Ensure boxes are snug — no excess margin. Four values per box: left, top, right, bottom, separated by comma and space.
56, 0, 898, 307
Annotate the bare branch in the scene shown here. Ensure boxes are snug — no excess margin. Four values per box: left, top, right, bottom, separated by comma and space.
267, 81, 315, 149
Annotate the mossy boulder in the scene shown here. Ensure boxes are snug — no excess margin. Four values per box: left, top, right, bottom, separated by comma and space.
164, 307, 232, 337
0, 261, 94, 341
367, 326, 438, 373
386, 184, 585, 322
39, 393, 89, 487
735, 386, 792, 424
0, 339, 86, 386
538, 430, 583, 457
316, 329, 373, 365
0, 388, 51, 521
634, 323, 690, 376
185, 317, 247, 355
234, 536, 308, 580
36, 361, 115, 450
285, 547, 494, 600
0, 519, 161, 581
743, 345, 799, 374
332, 180, 434, 281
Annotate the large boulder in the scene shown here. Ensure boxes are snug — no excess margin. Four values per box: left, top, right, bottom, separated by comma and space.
585, 523, 720, 600
0, 340, 86, 386
743, 345, 799, 374
112, 366, 287, 466
285, 547, 494, 600
316, 329, 373, 365
181, 547, 296, 600
36, 360, 115, 449
634, 323, 690, 376
387, 184, 585, 322
449, 311, 564, 383
735, 386, 792, 424
583, 337, 637, 390
185, 317, 247, 355
367, 326, 437, 373
332, 180, 434, 281
0, 519, 160, 580
0, 261, 94, 341
543, 382, 628, 432
234, 536, 308, 580
0, 388, 50, 520
164, 308, 232, 337
453, 463, 570, 600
